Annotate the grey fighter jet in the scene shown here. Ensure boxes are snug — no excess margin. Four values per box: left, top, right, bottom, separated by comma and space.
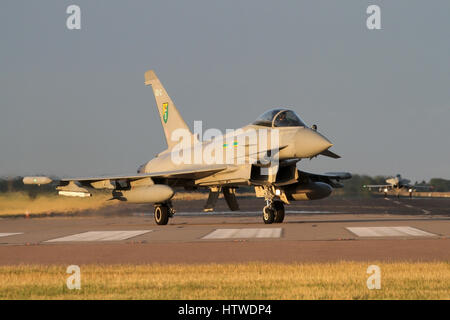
24, 70, 351, 225
363, 174, 432, 198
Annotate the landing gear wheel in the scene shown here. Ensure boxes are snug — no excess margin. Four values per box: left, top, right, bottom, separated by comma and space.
154, 205, 169, 225
273, 201, 285, 223
263, 206, 275, 224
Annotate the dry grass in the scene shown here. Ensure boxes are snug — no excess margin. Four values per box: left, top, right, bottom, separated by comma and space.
0, 192, 115, 216
0, 191, 255, 216
0, 262, 448, 300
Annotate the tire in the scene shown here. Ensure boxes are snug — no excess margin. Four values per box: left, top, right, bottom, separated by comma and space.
273, 201, 285, 223
262, 206, 275, 224
154, 205, 169, 225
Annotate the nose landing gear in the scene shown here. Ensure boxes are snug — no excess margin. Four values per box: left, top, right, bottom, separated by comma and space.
262, 199, 285, 224
260, 186, 286, 224
272, 200, 285, 223
263, 205, 275, 224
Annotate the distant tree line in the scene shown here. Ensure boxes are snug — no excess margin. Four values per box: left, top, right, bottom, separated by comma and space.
0, 176, 56, 198
1, 175, 449, 197
339, 174, 388, 196
340, 174, 450, 196
428, 178, 450, 192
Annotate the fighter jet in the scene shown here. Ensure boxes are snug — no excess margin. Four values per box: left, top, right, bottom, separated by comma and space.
363, 174, 431, 198
24, 70, 351, 225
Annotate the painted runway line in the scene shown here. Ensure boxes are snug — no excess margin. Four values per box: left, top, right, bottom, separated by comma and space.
202, 228, 282, 239
0, 233, 23, 238
158, 210, 342, 217
346, 226, 436, 238
384, 198, 433, 215
46, 230, 152, 242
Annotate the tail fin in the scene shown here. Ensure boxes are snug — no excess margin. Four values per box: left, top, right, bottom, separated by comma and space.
145, 70, 192, 149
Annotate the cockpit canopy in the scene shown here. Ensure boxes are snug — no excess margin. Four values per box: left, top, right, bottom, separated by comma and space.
252, 109, 307, 128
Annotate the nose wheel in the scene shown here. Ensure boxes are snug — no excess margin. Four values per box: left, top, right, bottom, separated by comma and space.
263, 205, 275, 224
262, 200, 285, 224
273, 201, 285, 223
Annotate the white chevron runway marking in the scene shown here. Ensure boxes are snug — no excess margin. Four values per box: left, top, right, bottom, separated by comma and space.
46, 230, 152, 242
202, 228, 282, 239
0, 233, 23, 238
346, 226, 436, 237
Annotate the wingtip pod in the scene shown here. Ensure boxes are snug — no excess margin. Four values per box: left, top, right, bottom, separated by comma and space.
144, 70, 157, 85
23, 176, 53, 185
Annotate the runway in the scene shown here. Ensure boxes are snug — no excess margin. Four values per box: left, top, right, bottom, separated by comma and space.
0, 197, 449, 264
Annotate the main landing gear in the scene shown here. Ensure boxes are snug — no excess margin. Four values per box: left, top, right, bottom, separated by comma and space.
263, 200, 285, 224
154, 202, 175, 225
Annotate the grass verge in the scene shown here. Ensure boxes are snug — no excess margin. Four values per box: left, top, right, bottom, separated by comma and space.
0, 191, 256, 216
0, 262, 448, 299
0, 192, 114, 216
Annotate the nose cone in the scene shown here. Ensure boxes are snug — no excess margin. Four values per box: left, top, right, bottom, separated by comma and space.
294, 128, 333, 158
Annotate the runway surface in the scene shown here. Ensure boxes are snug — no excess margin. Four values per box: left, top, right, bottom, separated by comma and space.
0, 197, 449, 264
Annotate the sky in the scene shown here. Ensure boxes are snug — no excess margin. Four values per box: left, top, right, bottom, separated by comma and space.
1, 0, 449, 183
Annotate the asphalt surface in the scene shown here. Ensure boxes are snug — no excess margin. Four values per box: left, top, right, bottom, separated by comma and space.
0, 197, 449, 265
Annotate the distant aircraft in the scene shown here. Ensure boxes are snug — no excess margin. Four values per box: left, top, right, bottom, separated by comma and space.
363, 174, 432, 198
24, 70, 351, 225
